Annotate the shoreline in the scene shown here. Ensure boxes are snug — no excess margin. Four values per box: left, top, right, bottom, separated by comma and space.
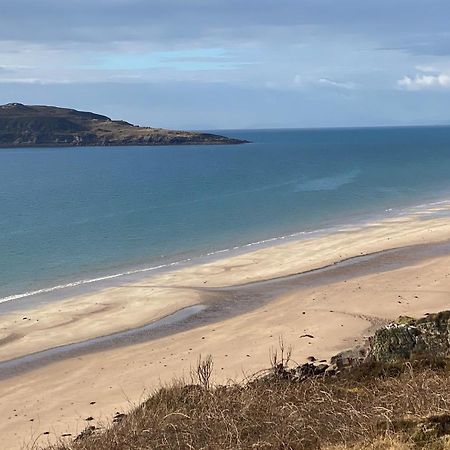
3, 239, 450, 380
2, 207, 450, 365
2, 195, 450, 313
2, 209, 450, 447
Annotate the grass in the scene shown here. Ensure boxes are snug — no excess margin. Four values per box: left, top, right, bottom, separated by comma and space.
47, 355, 450, 450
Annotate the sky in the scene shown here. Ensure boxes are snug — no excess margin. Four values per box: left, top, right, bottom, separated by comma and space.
2, 0, 450, 129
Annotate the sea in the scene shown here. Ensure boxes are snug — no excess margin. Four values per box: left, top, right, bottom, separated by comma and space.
2, 126, 450, 307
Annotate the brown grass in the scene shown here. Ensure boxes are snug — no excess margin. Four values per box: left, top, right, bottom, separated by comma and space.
46, 356, 450, 450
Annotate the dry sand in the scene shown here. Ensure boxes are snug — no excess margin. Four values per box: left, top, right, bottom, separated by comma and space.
1, 210, 450, 448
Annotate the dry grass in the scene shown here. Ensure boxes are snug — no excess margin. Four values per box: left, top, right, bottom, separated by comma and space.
325, 436, 450, 450
46, 356, 450, 450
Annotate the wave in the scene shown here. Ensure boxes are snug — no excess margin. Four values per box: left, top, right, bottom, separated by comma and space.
0, 228, 334, 306
0, 262, 178, 305
3, 194, 450, 306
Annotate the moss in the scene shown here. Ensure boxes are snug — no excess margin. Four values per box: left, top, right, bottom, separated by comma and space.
397, 316, 417, 326
370, 311, 450, 363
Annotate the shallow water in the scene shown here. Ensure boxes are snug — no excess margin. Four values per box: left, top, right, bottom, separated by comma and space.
2, 126, 450, 304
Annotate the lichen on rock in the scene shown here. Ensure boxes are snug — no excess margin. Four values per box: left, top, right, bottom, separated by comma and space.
369, 311, 450, 362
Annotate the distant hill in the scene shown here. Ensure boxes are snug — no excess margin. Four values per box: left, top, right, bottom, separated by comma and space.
0, 103, 247, 148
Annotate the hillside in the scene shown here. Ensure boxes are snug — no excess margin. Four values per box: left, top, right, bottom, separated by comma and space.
0, 103, 247, 147
47, 312, 450, 450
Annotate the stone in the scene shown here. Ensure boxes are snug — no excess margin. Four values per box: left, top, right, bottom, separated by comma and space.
369, 311, 450, 362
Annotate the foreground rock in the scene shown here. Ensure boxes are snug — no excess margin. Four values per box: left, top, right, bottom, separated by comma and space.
0, 103, 248, 148
369, 310, 450, 362
269, 311, 450, 382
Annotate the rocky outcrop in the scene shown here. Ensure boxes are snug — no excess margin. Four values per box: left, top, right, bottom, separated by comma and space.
369, 311, 450, 363
267, 311, 450, 383
0, 103, 248, 148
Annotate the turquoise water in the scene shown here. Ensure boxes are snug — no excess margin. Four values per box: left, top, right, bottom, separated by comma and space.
2, 126, 450, 303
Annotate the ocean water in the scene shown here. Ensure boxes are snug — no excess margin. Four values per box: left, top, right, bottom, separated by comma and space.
2, 126, 450, 304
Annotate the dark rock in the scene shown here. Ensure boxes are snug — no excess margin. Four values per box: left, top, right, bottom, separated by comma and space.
75, 426, 96, 442
113, 412, 126, 423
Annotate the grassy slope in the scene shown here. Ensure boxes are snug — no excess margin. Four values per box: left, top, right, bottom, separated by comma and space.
48, 357, 450, 450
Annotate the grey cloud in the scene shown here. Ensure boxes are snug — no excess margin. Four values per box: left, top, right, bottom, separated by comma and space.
1, 0, 450, 53
2, 0, 450, 128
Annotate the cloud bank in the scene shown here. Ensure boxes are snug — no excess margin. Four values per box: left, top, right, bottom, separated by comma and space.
1, 0, 450, 128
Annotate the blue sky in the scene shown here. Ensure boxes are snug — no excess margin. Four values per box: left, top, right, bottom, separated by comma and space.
2, 0, 450, 129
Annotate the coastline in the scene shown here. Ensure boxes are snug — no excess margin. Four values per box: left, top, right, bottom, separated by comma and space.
3, 238, 450, 380
2, 195, 450, 310
2, 206, 450, 447
2, 205, 450, 364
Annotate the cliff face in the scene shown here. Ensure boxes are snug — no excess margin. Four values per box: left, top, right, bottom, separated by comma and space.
0, 103, 247, 147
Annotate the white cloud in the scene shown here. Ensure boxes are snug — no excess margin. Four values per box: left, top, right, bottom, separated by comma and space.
292, 75, 355, 90
317, 78, 355, 89
398, 72, 450, 90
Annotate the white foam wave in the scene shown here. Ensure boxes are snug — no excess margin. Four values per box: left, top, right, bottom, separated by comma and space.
0, 227, 333, 305
3, 195, 450, 306
0, 263, 175, 305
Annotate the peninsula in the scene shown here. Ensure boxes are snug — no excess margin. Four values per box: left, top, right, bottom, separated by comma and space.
0, 103, 247, 147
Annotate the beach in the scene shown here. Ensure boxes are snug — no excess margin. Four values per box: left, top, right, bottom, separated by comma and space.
2, 207, 450, 448
4, 3, 450, 447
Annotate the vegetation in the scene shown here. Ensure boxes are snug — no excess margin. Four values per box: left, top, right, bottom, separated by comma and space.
0, 103, 247, 147
44, 353, 450, 450
42, 314, 450, 449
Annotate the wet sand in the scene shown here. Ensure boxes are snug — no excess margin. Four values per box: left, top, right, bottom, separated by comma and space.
1, 211, 450, 448
1, 212, 450, 364
2, 239, 450, 381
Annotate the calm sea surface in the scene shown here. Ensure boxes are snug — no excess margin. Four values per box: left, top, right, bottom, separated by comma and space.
2, 127, 450, 303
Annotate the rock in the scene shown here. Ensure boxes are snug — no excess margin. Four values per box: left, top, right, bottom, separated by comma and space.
75, 426, 96, 442
369, 311, 450, 362
369, 324, 420, 362
113, 412, 126, 423
267, 360, 332, 382
293, 362, 330, 381
264, 311, 450, 384
330, 346, 368, 369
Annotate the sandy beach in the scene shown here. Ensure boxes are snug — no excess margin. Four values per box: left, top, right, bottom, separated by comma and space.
2, 209, 450, 449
